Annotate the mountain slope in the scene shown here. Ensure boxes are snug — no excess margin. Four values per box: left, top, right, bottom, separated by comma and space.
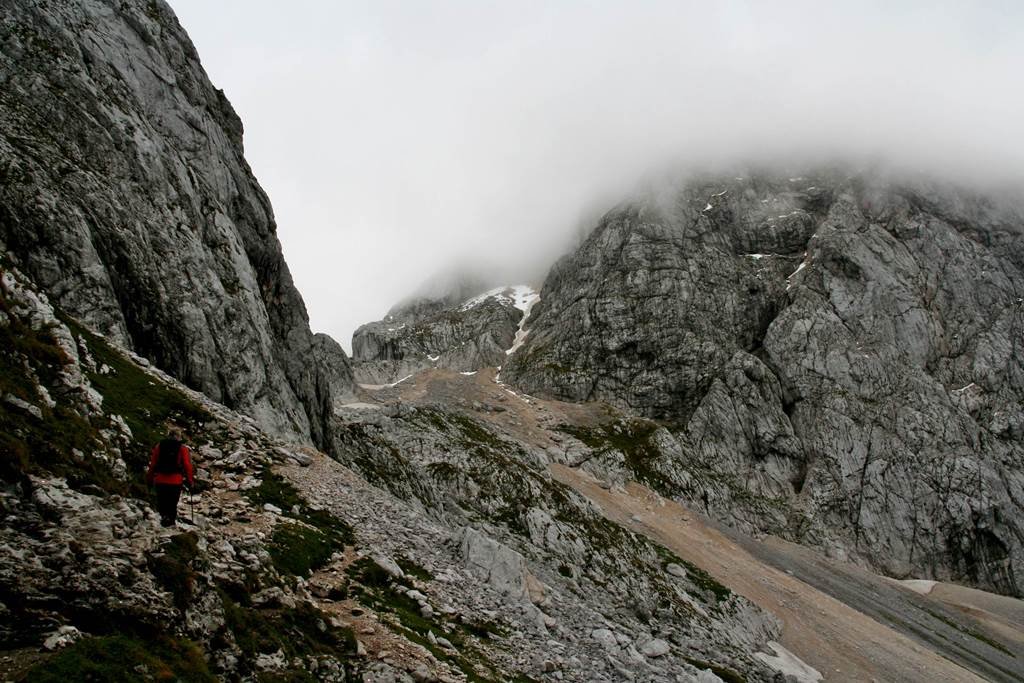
0, 0, 353, 445
502, 169, 1024, 596
0, 261, 792, 682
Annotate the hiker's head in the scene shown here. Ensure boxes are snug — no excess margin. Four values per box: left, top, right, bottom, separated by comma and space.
166, 426, 185, 442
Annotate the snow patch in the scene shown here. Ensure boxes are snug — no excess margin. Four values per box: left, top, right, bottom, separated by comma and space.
702, 203, 713, 212
746, 254, 768, 260
506, 286, 540, 356
786, 255, 809, 291
508, 284, 537, 312
357, 374, 414, 391
459, 285, 512, 311
460, 371, 477, 376
899, 579, 937, 595
428, 354, 440, 362
753, 642, 821, 683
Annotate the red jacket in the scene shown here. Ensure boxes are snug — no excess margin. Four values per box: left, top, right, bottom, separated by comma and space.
146, 442, 194, 487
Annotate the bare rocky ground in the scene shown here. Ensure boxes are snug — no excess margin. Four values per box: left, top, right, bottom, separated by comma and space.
0, 265, 771, 681
343, 366, 1024, 682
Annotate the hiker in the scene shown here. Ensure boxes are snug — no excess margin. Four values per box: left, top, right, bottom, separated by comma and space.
146, 426, 195, 527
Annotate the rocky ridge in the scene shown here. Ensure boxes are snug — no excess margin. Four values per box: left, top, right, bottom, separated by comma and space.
352, 285, 538, 386
0, 0, 354, 445
501, 170, 1024, 596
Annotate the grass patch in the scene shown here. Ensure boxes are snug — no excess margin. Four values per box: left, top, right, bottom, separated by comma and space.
269, 522, 338, 577
22, 633, 215, 682
396, 554, 434, 582
147, 532, 200, 610
656, 546, 732, 604
245, 470, 304, 511
556, 420, 672, 490
413, 408, 507, 450
0, 286, 210, 498
245, 472, 355, 547
66, 316, 209, 454
347, 557, 519, 682
218, 592, 356, 674
0, 285, 111, 489
247, 471, 354, 578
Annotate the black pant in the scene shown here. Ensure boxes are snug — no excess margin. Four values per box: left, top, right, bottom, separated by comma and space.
155, 484, 183, 527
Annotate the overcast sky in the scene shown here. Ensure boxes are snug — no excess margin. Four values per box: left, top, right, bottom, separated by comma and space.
170, 1, 1024, 351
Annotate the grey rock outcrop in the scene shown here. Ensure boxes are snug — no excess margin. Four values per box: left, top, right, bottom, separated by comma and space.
0, 0, 354, 444
458, 526, 546, 605
504, 169, 1024, 595
352, 285, 535, 384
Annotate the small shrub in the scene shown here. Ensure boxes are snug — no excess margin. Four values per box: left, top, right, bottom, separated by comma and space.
22, 633, 215, 682
219, 592, 356, 665
269, 522, 336, 577
396, 555, 433, 582
147, 532, 200, 609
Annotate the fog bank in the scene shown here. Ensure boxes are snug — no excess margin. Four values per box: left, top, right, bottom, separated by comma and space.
171, 0, 1024, 350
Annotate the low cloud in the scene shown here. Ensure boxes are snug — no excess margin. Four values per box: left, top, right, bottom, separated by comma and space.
172, 0, 1024, 350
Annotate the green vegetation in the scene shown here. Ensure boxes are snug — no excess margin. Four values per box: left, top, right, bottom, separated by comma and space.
218, 591, 356, 677
147, 532, 200, 610
396, 554, 434, 582
269, 522, 338, 577
65, 316, 209, 458
246, 470, 306, 511
656, 545, 732, 604
413, 408, 508, 451
0, 273, 211, 500
245, 471, 354, 577
0, 283, 108, 489
556, 420, 672, 490
22, 633, 215, 682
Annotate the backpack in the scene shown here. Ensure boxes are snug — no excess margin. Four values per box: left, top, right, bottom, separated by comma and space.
155, 439, 183, 474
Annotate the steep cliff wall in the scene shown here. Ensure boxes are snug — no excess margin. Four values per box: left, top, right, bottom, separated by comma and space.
504, 169, 1024, 594
0, 0, 353, 444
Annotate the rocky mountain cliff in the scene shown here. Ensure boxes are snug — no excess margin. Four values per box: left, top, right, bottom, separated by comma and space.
502, 170, 1024, 596
352, 285, 538, 385
0, 0, 354, 445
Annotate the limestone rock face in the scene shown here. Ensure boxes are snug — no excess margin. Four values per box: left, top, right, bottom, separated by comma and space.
351, 285, 536, 385
504, 170, 1024, 594
0, 0, 353, 443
